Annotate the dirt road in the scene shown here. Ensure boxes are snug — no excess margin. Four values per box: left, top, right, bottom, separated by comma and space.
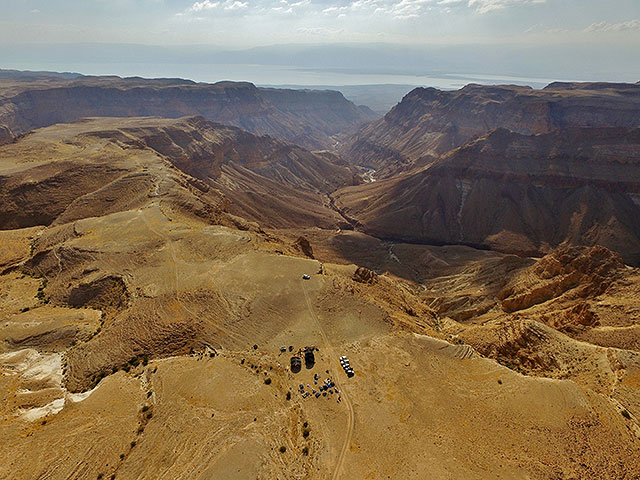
302, 282, 355, 480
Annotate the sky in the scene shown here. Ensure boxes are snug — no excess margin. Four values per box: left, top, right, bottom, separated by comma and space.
0, 0, 639, 84
2, 0, 638, 47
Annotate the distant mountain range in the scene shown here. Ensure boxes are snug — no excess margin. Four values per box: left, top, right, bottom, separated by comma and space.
339, 82, 640, 177
0, 70, 376, 151
3, 42, 640, 82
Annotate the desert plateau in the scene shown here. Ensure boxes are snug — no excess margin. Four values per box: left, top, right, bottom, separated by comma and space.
0, 64, 640, 479
5, 0, 640, 472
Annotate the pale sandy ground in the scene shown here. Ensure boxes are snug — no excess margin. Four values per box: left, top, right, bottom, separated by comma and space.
2, 239, 639, 479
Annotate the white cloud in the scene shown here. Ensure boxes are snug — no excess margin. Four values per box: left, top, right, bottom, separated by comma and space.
323, 5, 347, 13
189, 0, 219, 11
187, 0, 248, 13
271, 0, 308, 13
468, 0, 545, 14
296, 26, 345, 35
322, 0, 384, 16
525, 19, 640, 37
585, 19, 640, 33
322, 0, 544, 21
372, 0, 433, 20
186, 0, 543, 20
224, 1, 248, 10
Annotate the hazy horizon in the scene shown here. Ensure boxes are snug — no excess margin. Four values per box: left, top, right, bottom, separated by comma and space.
1, 41, 638, 89
1, 1, 639, 87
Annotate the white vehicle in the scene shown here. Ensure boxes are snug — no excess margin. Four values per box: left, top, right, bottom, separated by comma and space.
302, 274, 311, 280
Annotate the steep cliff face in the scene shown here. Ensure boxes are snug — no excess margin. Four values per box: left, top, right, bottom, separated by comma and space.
118, 116, 360, 228
125, 116, 356, 191
340, 82, 640, 177
260, 87, 377, 144
0, 125, 13, 146
0, 75, 376, 150
334, 127, 640, 264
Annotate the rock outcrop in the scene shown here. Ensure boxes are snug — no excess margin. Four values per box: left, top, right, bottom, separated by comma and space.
67, 275, 129, 315
293, 236, 314, 259
0, 125, 13, 146
352, 266, 378, 284
498, 245, 624, 313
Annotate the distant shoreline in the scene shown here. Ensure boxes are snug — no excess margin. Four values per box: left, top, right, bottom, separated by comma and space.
0, 61, 562, 89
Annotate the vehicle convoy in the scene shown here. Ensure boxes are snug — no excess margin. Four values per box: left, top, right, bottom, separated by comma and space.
340, 356, 354, 377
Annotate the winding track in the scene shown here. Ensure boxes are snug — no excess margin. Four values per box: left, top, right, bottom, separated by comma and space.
302, 282, 354, 480
139, 200, 245, 344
